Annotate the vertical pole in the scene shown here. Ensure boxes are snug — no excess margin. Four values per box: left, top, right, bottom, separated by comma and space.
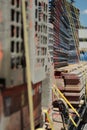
22, 0, 35, 130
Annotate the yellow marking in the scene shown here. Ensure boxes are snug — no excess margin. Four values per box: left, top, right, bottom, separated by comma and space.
43, 109, 54, 130
69, 115, 78, 127
53, 85, 80, 117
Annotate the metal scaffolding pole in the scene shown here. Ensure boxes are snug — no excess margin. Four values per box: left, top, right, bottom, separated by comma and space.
22, 0, 35, 130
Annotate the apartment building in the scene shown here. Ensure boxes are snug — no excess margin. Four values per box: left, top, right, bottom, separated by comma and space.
30, 0, 48, 83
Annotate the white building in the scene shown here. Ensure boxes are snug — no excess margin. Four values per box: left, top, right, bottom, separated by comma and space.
79, 28, 87, 51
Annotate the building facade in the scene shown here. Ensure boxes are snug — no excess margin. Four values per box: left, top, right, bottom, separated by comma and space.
48, 23, 54, 63
0, 0, 48, 129
79, 28, 87, 51
29, 0, 48, 83
0, 0, 48, 87
79, 28, 87, 61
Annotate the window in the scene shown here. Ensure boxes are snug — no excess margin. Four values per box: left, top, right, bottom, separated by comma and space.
11, 9, 15, 21
11, 58, 15, 69
39, 2, 41, 8
41, 48, 44, 55
16, 57, 20, 68
35, 9, 38, 18
21, 42, 24, 52
21, 28, 23, 38
16, 0, 19, 7
38, 25, 40, 32
16, 12, 20, 22
41, 36, 43, 43
45, 65, 47, 71
16, 42, 19, 52
44, 3, 45, 11
16, 27, 19, 37
11, 0, 15, 5
11, 41, 15, 52
35, 22, 38, 31
79, 38, 87, 42
46, 16, 47, 22
11, 25, 15, 37
35, 0, 37, 6
46, 4, 48, 12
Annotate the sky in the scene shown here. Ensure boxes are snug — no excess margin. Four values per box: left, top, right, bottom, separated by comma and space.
75, 0, 87, 27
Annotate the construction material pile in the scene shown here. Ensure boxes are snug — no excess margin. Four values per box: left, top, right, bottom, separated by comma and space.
50, 0, 70, 69
50, 0, 80, 69
54, 62, 87, 107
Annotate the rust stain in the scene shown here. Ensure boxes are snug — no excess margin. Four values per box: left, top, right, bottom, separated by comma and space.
0, 42, 3, 62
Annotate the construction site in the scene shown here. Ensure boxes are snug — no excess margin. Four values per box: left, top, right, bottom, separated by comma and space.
0, 0, 87, 130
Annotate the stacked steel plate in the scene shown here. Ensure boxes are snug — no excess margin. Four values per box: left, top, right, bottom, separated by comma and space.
50, 0, 70, 69
50, 0, 80, 68
54, 62, 87, 107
